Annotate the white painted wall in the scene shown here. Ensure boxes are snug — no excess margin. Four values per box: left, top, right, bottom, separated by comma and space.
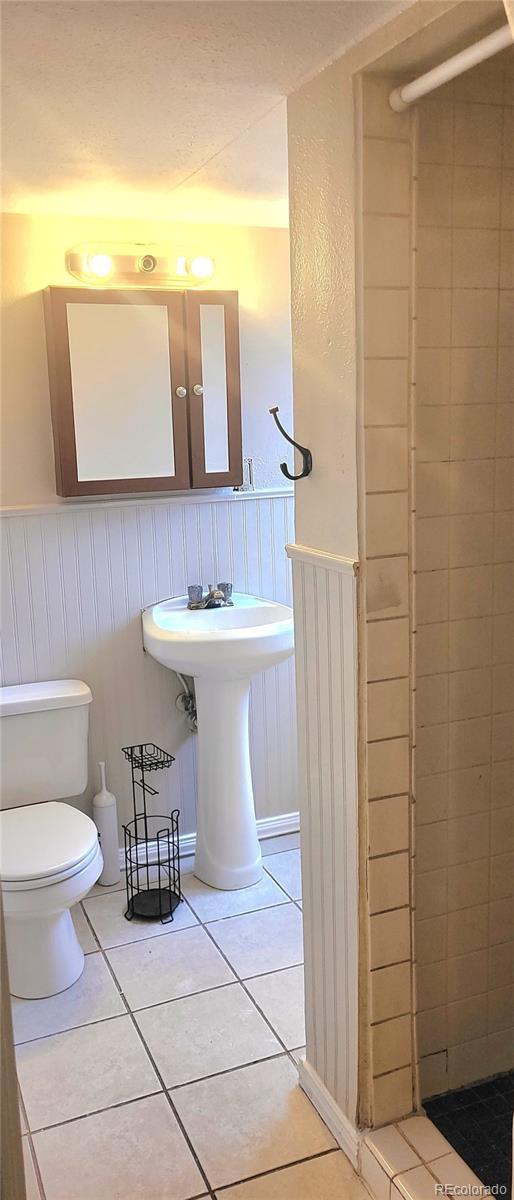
1, 212, 293, 505
0, 212, 297, 837
1, 491, 296, 837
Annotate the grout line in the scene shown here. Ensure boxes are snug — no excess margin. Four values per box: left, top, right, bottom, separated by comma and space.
213, 1147, 342, 1194
27, 1089, 164, 1137
19, 838, 313, 1199
78, 905, 217, 1199
23, 1130, 47, 1200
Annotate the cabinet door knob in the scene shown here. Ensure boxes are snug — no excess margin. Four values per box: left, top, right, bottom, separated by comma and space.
175, 386, 187, 398
192, 383, 204, 397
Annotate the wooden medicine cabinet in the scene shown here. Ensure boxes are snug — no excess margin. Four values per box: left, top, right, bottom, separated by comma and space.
44, 287, 243, 496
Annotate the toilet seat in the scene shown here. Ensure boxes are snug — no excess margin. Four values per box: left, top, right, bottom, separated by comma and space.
0, 801, 100, 890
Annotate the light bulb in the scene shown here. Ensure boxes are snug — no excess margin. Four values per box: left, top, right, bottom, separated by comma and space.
190, 255, 214, 279
88, 253, 113, 278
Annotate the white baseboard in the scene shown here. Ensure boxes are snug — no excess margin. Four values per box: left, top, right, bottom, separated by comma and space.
117, 810, 300, 868
298, 1059, 361, 1167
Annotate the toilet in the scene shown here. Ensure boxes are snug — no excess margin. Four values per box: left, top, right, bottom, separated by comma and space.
0, 680, 103, 999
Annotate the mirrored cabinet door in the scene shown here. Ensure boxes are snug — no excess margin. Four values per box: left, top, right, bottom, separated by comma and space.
44, 287, 243, 496
185, 291, 243, 488
44, 288, 191, 495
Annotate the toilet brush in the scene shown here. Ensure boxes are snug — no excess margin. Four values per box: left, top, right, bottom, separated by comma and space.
92, 762, 121, 886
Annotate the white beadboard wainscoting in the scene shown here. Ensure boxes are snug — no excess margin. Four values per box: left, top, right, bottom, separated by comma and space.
1, 489, 297, 839
287, 543, 360, 1163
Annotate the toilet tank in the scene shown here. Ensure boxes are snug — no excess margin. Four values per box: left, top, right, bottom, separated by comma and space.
0, 680, 92, 809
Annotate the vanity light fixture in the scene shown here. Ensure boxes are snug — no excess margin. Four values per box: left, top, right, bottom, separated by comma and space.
65, 244, 215, 287
87, 253, 114, 278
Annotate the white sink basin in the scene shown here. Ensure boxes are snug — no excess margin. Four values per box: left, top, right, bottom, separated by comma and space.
142, 592, 294, 680
142, 592, 294, 892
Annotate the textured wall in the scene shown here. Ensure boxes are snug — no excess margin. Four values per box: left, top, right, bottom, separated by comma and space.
0, 491, 297, 838
1, 212, 293, 505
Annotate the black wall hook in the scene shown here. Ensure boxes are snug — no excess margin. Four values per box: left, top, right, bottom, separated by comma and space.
269, 406, 313, 481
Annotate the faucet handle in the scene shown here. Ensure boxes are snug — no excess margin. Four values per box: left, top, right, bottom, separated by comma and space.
217, 582, 233, 604
188, 584, 203, 604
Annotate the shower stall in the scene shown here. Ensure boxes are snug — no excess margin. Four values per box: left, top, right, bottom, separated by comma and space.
287, 2, 513, 1188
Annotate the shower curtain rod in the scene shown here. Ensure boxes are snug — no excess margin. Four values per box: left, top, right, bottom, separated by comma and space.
389, 21, 512, 111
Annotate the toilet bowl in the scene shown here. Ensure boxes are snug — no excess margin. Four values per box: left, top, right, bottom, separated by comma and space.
1, 802, 103, 997
0, 680, 103, 998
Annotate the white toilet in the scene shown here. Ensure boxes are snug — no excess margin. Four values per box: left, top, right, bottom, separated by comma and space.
0, 680, 103, 999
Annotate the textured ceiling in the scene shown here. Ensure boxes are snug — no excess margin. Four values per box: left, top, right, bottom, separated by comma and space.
2, 0, 412, 225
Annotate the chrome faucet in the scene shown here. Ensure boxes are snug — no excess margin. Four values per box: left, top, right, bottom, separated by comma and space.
187, 583, 233, 610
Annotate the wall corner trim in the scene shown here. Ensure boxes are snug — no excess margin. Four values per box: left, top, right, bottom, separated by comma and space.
298, 1059, 361, 1166
286, 543, 359, 575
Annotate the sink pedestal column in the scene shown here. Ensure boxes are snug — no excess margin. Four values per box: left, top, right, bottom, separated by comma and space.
193, 676, 262, 890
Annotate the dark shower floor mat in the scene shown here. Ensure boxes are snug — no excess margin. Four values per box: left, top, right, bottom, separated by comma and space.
425, 1071, 514, 1195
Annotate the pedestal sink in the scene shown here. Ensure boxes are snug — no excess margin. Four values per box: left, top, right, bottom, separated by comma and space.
142, 593, 294, 890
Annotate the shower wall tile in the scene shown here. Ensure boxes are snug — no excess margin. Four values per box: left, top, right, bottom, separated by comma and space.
450, 348, 497, 404
366, 493, 409, 557
418, 163, 453, 227
418, 100, 453, 164
364, 289, 410, 357
417, 289, 451, 347
367, 678, 410, 742
366, 618, 410, 682
452, 289, 498, 347
452, 228, 500, 289
501, 170, 514, 227
453, 165, 501, 228
417, 348, 451, 406
454, 103, 503, 168
369, 796, 410, 857
362, 75, 411, 141
363, 139, 411, 213
363, 215, 410, 287
361, 69, 513, 1120
364, 359, 409, 426
365, 428, 409, 492
414, 73, 514, 1095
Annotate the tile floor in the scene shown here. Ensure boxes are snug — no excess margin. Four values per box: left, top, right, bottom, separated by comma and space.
14, 836, 369, 1200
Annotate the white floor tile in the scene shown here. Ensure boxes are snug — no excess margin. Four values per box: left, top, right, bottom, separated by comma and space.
290, 1046, 306, 1064
12, 954, 125, 1044
261, 832, 300, 856
87, 873, 125, 899
172, 1055, 335, 1190
182, 872, 289, 922
215, 1150, 363, 1199
206, 904, 304, 978
82, 890, 198, 949
71, 906, 97, 954
17, 1014, 159, 1130
33, 1093, 206, 1200
135, 981, 281, 1087
22, 1139, 41, 1200
264, 850, 302, 900
106, 925, 235, 1010
245, 965, 305, 1049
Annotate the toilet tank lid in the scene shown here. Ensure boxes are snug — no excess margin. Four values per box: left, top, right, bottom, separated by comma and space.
0, 680, 92, 717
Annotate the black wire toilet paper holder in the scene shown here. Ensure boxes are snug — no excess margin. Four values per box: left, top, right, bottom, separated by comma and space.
122, 743, 181, 924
